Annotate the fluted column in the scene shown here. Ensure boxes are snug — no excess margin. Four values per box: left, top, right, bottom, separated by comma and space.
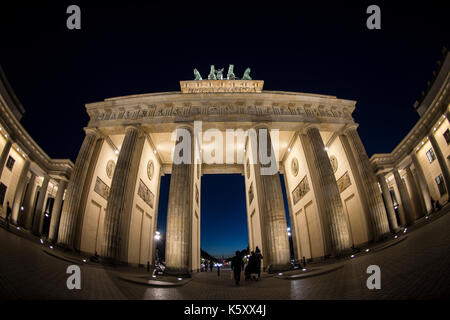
21, 172, 36, 229
57, 129, 99, 247
102, 126, 144, 262
393, 170, 415, 226
12, 159, 30, 224
411, 152, 432, 214
404, 166, 423, 220
428, 133, 450, 197
283, 170, 299, 261
257, 128, 290, 271
165, 127, 193, 276
48, 180, 67, 242
344, 126, 390, 239
32, 176, 49, 236
376, 173, 399, 232
304, 126, 350, 254
0, 138, 12, 178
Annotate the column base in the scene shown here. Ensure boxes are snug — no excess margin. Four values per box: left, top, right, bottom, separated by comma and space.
100, 256, 127, 267
164, 266, 192, 278
267, 264, 291, 274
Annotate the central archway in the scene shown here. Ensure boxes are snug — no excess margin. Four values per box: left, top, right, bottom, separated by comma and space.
200, 174, 248, 265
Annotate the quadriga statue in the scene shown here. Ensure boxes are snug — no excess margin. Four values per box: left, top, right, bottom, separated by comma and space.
242, 67, 252, 80
215, 68, 224, 80
208, 65, 217, 80
193, 68, 202, 80
227, 64, 236, 80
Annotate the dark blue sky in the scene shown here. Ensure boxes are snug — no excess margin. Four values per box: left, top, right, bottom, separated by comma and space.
0, 1, 448, 257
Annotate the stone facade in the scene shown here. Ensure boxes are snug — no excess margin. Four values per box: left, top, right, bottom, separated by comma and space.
371, 49, 450, 228
4, 51, 448, 276
0, 66, 73, 239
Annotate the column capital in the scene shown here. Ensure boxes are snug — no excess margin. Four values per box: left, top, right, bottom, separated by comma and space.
342, 123, 359, 134
300, 123, 320, 135
125, 125, 146, 138
83, 127, 101, 137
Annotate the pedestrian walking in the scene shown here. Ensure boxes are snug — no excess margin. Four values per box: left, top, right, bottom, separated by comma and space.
210, 260, 214, 272
231, 250, 244, 285
255, 246, 263, 280
5, 201, 12, 230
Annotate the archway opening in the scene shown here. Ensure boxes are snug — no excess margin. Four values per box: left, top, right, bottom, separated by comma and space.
200, 174, 248, 267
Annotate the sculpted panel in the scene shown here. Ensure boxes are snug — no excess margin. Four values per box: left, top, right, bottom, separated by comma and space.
292, 175, 310, 205
337, 171, 351, 193
137, 179, 155, 208
94, 177, 110, 200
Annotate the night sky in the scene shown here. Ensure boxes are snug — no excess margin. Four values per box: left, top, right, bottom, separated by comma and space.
0, 2, 448, 257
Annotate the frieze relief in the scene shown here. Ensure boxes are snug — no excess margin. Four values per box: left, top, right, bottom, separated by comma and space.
337, 171, 351, 193
292, 175, 310, 205
91, 102, 353, 123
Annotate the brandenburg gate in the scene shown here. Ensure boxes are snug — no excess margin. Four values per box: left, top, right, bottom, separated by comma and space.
56, 66, 391, 276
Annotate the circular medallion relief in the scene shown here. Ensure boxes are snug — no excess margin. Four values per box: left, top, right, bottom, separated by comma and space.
330, 155, 338, 173
147, 160, 155, 181
106, 160, 115, 179
291, 157, 299, 177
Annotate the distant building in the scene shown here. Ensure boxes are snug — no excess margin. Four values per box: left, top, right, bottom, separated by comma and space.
371, 49, 450, 226
0, 66, 73, 239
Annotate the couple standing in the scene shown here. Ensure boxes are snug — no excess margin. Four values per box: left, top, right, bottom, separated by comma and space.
230, 247, 263, 285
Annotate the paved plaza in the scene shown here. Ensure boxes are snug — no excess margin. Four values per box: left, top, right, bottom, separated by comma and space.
1, 208, 450, 300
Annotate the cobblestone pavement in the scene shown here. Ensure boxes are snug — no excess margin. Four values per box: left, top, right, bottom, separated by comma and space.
1, 209, 450, 300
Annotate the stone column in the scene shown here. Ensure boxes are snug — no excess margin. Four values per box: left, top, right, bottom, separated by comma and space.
404, 166, 424, 220
283, 170, 299, 261
376, 173, 399, 232
21, 172, 36, 229
165, 127, 193, 276
58, 129, 99, 247
102, 126, 144, 263
411, 152, 433, 214
48, 179, 67, 242
12, 159, 30, 224
344, 126, 390, 239
393, 170, 415, 225
257, 128, 291, 271
0, 138, 12, 178
303, 126, 351, 254
428, 133, 450, 197
32, 176, 49, 236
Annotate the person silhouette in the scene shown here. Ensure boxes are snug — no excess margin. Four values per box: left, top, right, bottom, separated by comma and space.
5, 201, 12, 230
255, 246, 263, 280
231, 251, 244, 285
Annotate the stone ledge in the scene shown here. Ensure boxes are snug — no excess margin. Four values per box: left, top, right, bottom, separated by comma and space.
273, 263, 344, 280
118, 274, 192, 287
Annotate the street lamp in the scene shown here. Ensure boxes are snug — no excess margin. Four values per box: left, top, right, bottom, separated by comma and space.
154, 231, 161, 265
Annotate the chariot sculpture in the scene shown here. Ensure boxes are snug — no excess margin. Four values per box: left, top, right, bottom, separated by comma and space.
193, 65, 252, 81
